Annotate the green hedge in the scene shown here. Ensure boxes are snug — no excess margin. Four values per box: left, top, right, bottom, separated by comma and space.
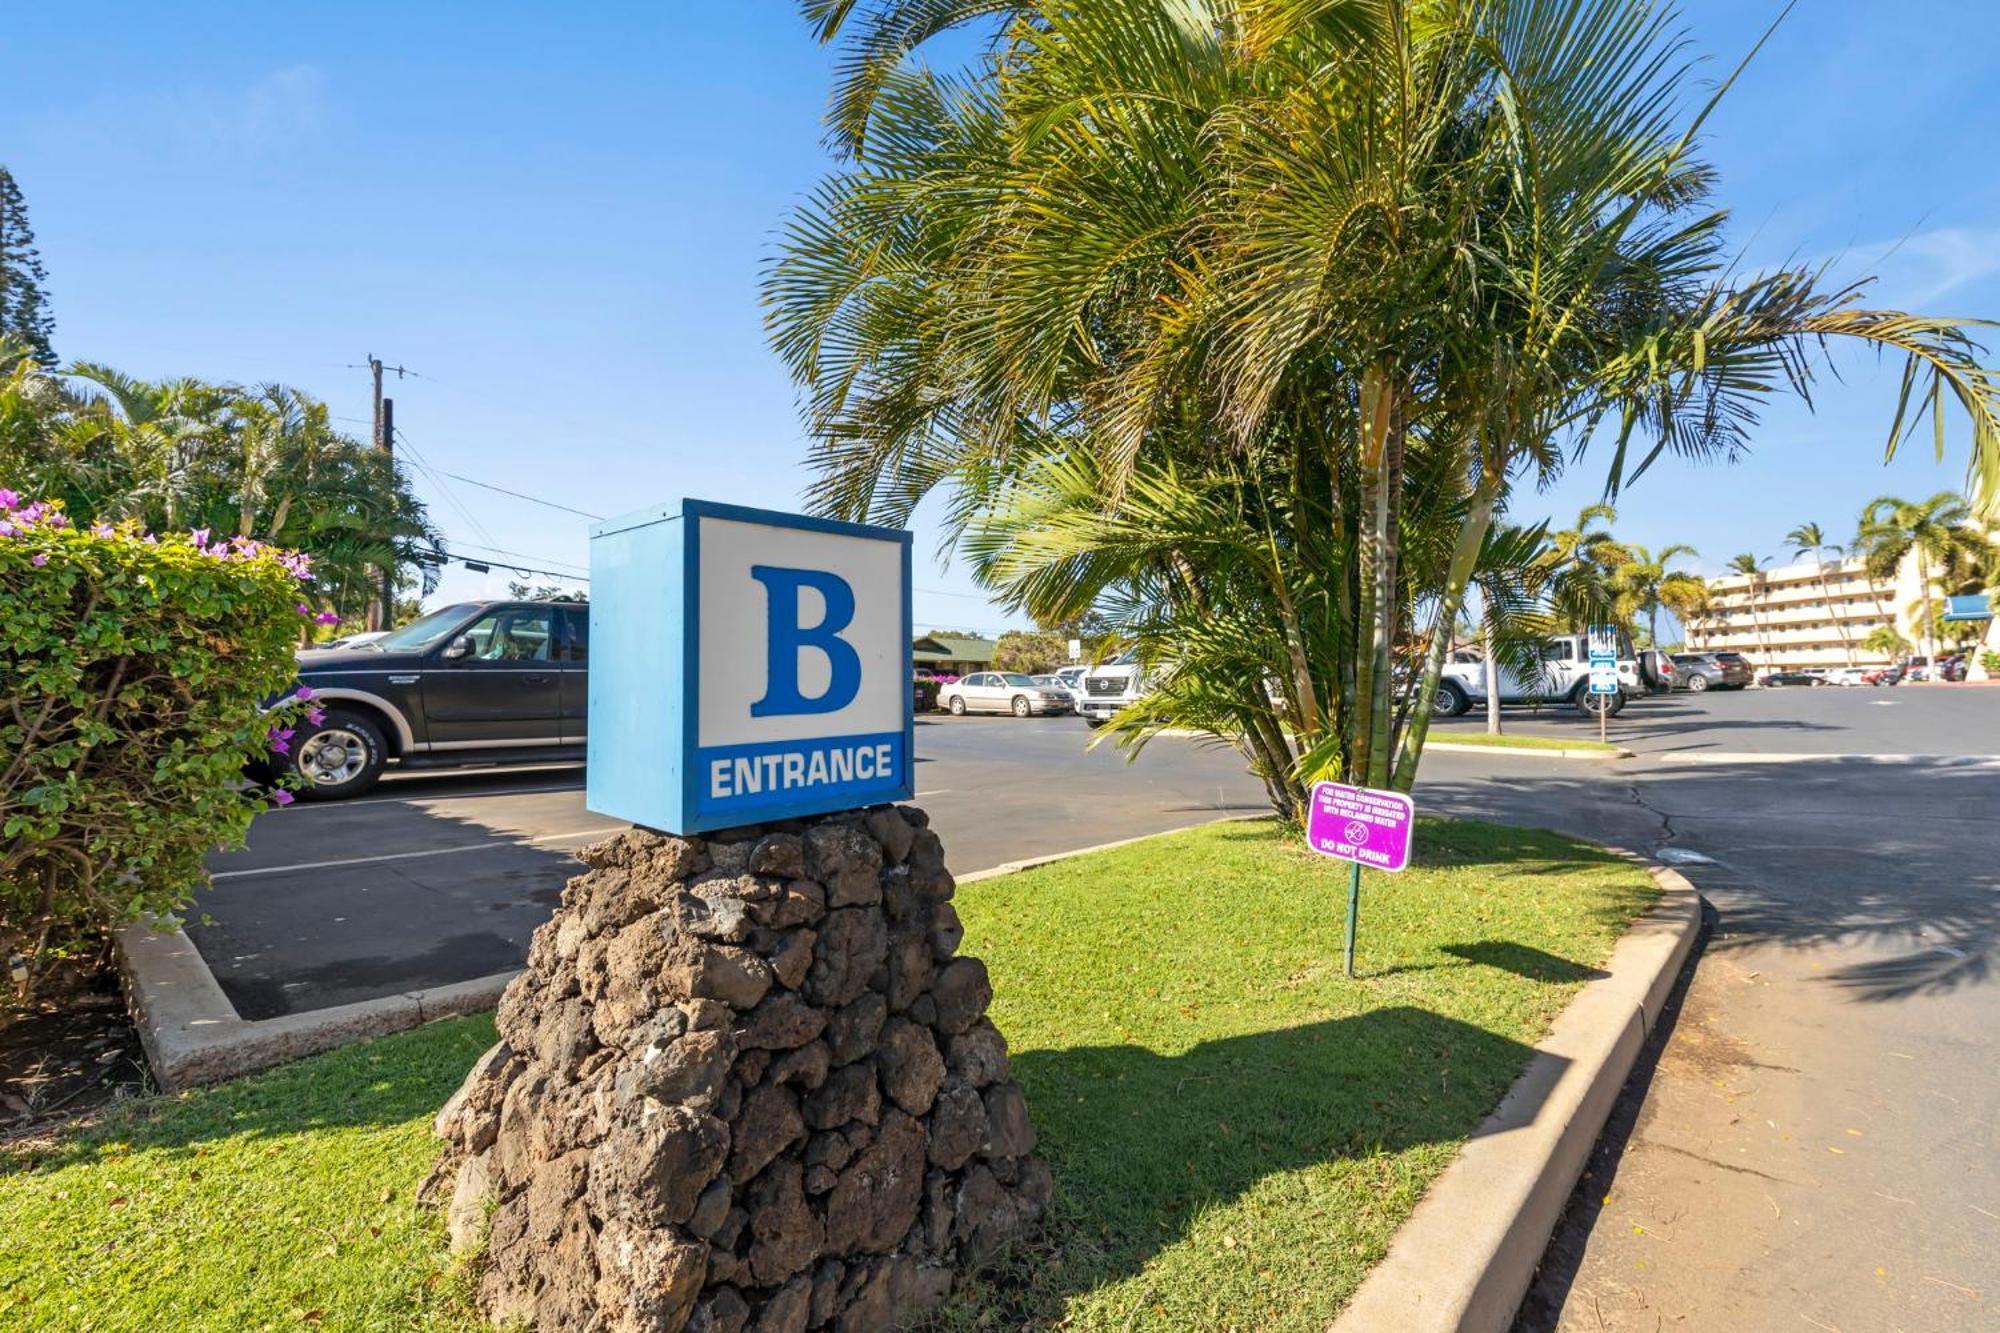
0, 493, 315, 973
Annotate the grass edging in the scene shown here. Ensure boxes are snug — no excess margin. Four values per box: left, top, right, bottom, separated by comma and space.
1331, 860, 1701, 1333
1427, 735, 1633, 759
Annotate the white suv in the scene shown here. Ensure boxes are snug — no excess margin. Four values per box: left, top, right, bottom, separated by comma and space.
1434, 632, 1642, 717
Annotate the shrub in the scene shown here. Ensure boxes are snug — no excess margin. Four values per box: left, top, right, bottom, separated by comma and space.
0, 493, 321, 980
1981, 649, 2000, 678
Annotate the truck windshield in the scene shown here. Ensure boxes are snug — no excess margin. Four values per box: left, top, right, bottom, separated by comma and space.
377, 604, 481, 652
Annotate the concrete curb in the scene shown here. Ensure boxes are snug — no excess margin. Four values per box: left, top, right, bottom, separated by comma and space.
955, 811, 1272, 884
1425, 740, 1635, 761
116, 923, 516, 1092
1332, 861, 1701, 1333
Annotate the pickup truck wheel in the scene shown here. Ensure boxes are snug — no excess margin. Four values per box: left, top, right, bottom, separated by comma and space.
1432, 681, 1470, 718
948, 695, 967, 716
1011, 695, 1032, 717
285, 709, 387, 801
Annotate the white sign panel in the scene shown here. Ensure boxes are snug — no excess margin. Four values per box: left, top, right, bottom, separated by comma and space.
587, 498, 914, 833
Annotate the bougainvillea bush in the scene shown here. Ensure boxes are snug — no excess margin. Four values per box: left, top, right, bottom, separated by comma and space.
0, 491, 321, 980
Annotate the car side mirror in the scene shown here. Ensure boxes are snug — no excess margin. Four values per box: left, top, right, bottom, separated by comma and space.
443, 635, 473, 661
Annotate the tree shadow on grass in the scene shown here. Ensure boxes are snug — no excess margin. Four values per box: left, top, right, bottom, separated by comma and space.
4, 1012, 497, 1174
972, 1005, 1557, 1324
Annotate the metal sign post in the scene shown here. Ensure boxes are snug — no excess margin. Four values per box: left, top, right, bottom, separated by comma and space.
1304, 781, 1416, 977
1587, 624, 1620, 746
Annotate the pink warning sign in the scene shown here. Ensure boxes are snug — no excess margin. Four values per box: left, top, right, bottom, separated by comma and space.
1305, 781, 1415, 873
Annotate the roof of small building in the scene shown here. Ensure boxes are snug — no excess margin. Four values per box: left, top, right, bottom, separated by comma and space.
912, 634, 997, 663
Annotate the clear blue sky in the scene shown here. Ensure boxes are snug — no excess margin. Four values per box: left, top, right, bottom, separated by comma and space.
4, 3, 1995, 631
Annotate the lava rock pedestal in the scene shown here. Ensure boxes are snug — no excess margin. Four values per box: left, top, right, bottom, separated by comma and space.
425, 806, 1050, 1333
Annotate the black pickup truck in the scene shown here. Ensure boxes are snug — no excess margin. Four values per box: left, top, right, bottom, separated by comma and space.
274, 599, 589, 799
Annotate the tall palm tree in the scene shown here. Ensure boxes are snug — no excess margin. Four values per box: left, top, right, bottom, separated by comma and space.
1614, 542, 1702, 648
1725, 552, 1773, 668
1784, 521, 1855, 666
776, 0, 2000, 808
1855, 492, 1988, 663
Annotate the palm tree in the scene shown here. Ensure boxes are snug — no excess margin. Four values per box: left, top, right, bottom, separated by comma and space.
1785, 521, 1855, 666
0, 358, 440, 622
1725, 553, 1773, 669
1855, 492, 1987, 663
1862, 623, 1911, 661
775, 0, 2000, 809
1614, 542, 1702, 648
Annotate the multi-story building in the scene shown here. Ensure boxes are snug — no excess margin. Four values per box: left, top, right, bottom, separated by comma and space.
1687, 549, 1998, 676
1686, 557, 1894, 672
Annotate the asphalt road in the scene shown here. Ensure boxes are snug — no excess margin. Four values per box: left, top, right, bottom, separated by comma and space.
189, 683, 2000, 1331
191, 715, 1266, 1019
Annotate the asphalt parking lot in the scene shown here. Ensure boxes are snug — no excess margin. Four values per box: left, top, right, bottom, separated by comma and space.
192, 716, 1268, 1019
185, 681, 2000, 1329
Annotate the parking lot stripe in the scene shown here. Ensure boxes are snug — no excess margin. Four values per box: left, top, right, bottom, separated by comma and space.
211, 825, 628, 880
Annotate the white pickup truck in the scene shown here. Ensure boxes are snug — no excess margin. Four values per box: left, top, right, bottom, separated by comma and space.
1076, 651, 1146, 726
1432, 631, 1642, 718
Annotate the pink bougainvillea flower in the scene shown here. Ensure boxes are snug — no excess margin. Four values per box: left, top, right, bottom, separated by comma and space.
294, 685, 316, 701
271, 788, 296, 807
296, 602, 312, 616
0, 520, 15, 537
305, 707, 326, 726
30, 553, 48, 567
91, 523, 114, 538
0, 488, 17, 509
190, 527, 209, 545
315, 611, 339, 626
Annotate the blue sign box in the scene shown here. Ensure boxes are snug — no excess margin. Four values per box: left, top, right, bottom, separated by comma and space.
587, 497, 914, 834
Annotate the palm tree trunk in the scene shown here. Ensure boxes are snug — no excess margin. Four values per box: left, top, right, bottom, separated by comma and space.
1351, 364, 1398, 788
1820, 556, 1855, 667
1483, 619, 1502, 735
1919, 549, 1939, 663
1393, 464, 1499, 790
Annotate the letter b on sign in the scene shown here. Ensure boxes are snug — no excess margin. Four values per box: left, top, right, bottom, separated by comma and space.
751, 565, 862, 716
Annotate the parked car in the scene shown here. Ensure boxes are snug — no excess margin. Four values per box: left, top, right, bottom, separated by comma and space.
937, 671, 1074, 716
1759, 670, 1826, 687
1821, 666, 1872, 686
1076, 651, 1148, 726
1435, 630, 1642, 717
1050, 664, 1090, 708
271, 599, 588, 800
318, 629, 390, 651
1860, 665, 1903, 686
1669, 651, 1754, 692
1637, 648, 1677, 694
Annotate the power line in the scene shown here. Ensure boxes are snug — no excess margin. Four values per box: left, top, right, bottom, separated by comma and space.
441, 538, 590, 574
415, 545, 590, 584
391, 429, 603, 519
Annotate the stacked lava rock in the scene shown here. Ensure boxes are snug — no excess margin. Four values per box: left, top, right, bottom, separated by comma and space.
426, 806, 1050, 1333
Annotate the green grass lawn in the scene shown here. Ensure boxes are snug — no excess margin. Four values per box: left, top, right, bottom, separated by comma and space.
1429, 730, 1622, 753
0, 818, 1654, 1332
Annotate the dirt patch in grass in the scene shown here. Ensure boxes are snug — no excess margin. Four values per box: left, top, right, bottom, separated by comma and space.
1, 938, 147, 1133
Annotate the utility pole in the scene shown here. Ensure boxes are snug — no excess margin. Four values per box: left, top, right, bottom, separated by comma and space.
380, 396, 396, 623
364, 355, 413, 629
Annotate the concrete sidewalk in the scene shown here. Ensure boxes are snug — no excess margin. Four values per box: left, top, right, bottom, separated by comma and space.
1412, 738, 2000, 1333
